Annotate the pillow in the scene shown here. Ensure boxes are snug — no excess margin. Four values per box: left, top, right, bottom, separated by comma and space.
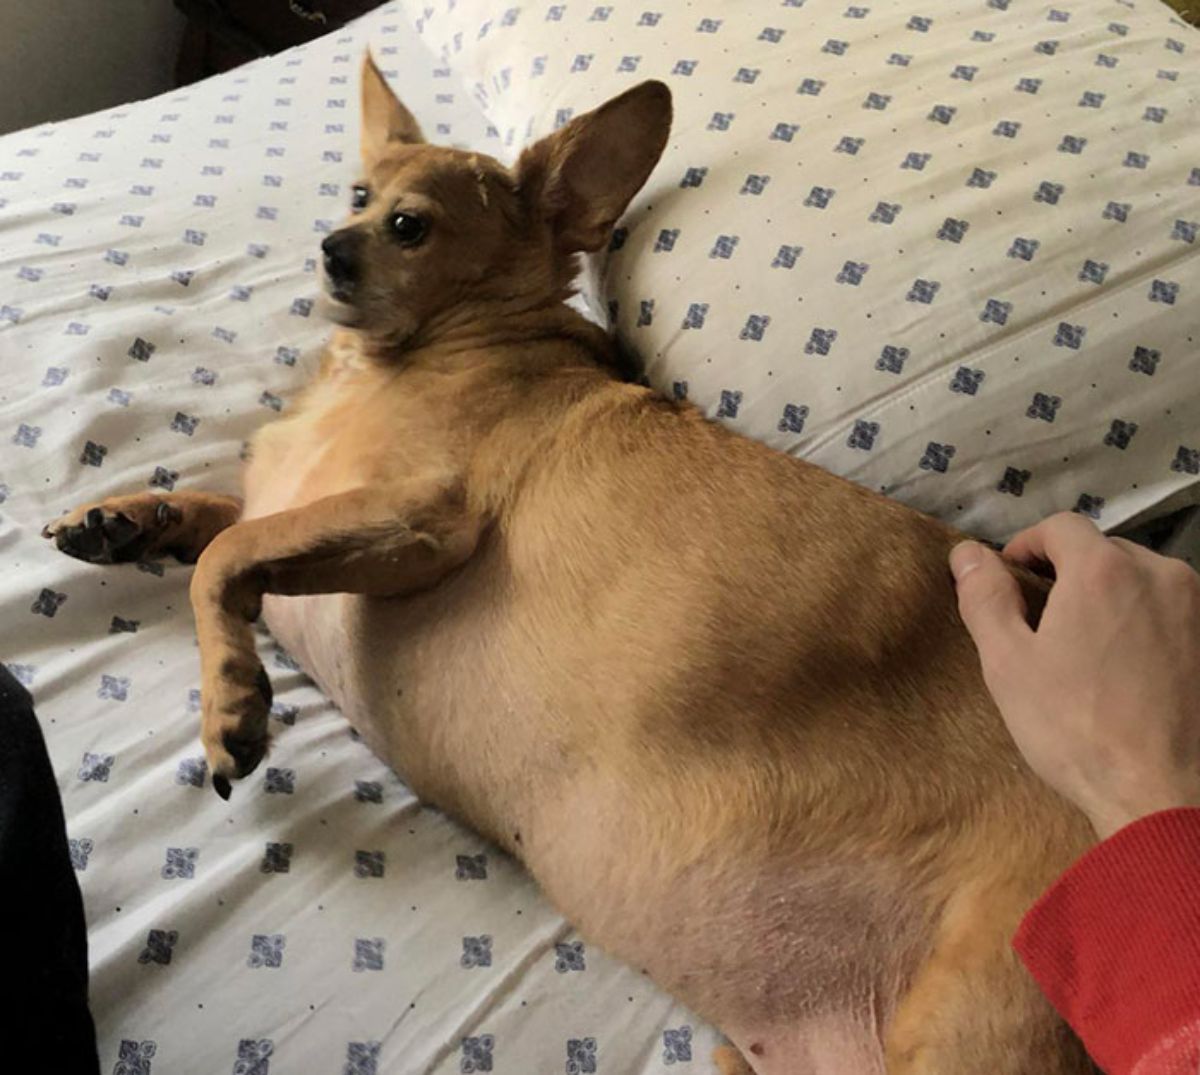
399, 0, 1200, 542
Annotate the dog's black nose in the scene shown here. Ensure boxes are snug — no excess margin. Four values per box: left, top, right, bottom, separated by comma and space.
321, 230, 360, 287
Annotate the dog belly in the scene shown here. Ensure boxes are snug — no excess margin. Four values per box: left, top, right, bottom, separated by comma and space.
259, 552, 574, 843
255, 531, 1063, 1074
262, 584, 928, 1048
526, 771, 930, 1053
257, 586, 1082, 1074
260, 590, 455, 772
261, 594, 926, 1063
259, 592, 388, 747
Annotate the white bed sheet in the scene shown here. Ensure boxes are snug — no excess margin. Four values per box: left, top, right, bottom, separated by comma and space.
0, 6, 716, 1073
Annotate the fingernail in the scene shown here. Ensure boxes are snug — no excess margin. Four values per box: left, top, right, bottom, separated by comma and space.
950, 541, 984, 580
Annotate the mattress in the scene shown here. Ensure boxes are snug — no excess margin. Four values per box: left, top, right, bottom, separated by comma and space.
0, 6, 716, 1072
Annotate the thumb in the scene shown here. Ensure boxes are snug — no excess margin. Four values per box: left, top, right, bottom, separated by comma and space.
949, 541, 1031, 661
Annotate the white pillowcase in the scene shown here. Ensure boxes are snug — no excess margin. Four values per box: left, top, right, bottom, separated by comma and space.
400, 0, 1200, 542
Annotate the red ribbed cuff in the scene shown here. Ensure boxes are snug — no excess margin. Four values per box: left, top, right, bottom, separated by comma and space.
1013, 807, 1200, 1075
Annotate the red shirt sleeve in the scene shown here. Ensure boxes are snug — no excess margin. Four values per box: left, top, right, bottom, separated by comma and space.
1013, 807, 1200, 1075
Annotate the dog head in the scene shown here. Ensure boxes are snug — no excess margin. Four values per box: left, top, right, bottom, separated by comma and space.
319, 53, 671, 349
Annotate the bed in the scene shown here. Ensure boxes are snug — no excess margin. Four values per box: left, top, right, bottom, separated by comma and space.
0, 1, 1195, 1072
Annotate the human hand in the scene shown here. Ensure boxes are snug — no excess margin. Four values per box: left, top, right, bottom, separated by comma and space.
949, 512, 1200, 840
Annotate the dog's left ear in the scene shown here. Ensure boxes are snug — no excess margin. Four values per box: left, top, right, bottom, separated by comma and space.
515, 81, 672, 254
361, 51, 424, 169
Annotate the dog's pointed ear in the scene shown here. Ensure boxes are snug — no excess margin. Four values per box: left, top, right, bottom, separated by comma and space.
515, 80, 671, 254
361, 51, 424, 169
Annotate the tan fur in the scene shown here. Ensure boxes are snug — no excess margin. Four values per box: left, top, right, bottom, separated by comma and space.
48, 63, 1100, 1074
715, 1046, 757, 1075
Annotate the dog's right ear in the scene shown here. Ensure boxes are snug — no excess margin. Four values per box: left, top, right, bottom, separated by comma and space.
361, 51, 424, 170
515, 80, 672, 254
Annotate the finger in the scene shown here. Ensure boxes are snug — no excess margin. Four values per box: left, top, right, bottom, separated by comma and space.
1003, 512, 1105, 571
950, 541, 1033, 660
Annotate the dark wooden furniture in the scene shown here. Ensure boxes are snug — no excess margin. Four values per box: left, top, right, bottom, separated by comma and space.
175, 0, 385, 85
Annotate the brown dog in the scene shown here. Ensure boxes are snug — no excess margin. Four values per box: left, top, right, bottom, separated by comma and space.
46, 57, 1100, 1074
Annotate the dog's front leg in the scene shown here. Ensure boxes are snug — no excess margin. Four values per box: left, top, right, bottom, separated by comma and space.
187, 480, 483, 797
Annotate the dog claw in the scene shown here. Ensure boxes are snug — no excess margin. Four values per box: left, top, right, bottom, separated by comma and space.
154, 499, 182, 527
212, 773, 232, 800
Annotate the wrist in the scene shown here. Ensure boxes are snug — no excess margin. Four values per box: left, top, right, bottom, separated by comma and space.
1084, 779, 1200, 841
1087, 806, 1144, 842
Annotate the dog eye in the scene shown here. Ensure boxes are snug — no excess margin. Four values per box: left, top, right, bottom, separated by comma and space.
389, 212, 427, 245
350, 185, 369, 212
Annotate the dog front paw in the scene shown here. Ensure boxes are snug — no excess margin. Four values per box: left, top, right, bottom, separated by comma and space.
201, 657, 274, 799
43, 495, 181, 564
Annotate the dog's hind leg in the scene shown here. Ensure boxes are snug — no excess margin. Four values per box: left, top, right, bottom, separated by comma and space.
44, 490, 242, 564
186, 479, 484, 797
885, 872, 1097, 1074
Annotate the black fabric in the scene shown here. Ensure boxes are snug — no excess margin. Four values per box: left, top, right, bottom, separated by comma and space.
0, 664, 100, 1074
